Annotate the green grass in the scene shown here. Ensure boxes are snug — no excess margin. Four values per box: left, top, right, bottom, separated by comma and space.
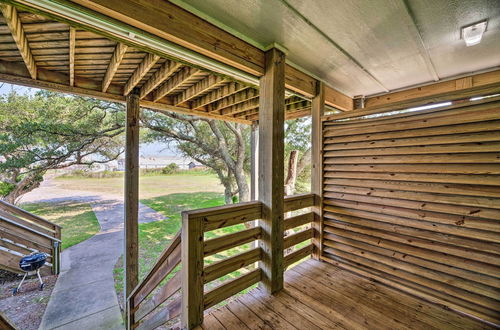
22, 201, 100, 250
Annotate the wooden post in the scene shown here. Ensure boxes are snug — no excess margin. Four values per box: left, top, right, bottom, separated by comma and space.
258, 48, 285, 294
124, 89, 140, 306
181, 213, 204, 329
311, 81, 324, 260
250, 121, 259, 200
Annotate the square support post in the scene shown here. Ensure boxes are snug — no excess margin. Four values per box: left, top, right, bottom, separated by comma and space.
311, 81, 324, 260
258, 48, 285, 294
124, 89, 140, 305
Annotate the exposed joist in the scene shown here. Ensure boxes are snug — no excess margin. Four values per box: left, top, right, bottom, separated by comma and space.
241, 99, 310, 121
69, 27, 75, 86
172, 74, 226, 106
140, 60, 181, 99
102, 42, 128, 92
191, 82, 247, 110
123, 53, 160, 95
152, 66, 199, 102
220, 97, 259, 116
364, 69, 500, 109
206, 89, 258, 113
0, 4, 37, 79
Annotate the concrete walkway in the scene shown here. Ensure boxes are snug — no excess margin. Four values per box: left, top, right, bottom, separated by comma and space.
25, 184, 165, 329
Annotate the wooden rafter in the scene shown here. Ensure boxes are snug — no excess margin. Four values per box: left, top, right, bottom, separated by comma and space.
69, 27, 75, 86
0, 4, 37, 79
191, 82, 247, 110
102, 42, 128, 92
140, 60, 181, 99
124, 53, 160, 95
172, 75, 226, 106
206, 89, 258, 113
152, 66, 199, 102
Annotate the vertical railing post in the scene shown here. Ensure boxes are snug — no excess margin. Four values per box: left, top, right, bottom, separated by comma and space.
124, 88, 140, 327
181, 213, 204, 329
250, 121, 259, 201
258, 47, 286, 294
52, 226, 61, 274
311, 81, 325, 260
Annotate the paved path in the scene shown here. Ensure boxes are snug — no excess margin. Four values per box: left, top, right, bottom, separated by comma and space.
22, 181, 165, 329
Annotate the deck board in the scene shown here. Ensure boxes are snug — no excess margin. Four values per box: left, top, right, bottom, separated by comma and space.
203, 259, 493, 329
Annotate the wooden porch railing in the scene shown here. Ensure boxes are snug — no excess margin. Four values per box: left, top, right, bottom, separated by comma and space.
0, 200, 61, 275
127, 193, 318, 329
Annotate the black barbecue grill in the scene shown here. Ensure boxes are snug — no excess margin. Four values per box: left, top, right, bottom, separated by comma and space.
12, 252, 47, 295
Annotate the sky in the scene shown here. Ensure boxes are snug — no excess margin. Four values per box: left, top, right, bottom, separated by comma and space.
0, 82, 178, 157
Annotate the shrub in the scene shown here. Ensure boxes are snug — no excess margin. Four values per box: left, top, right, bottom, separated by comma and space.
162, 163, 180, 175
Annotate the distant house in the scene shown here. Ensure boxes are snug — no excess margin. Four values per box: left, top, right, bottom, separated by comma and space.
188, 161, 206, 170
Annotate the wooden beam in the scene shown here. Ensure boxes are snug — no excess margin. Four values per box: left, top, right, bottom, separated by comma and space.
124, 89, 140, 303
365, 70, 500, 108
325, 85, 353, 111
69, 27, 75, 86
220, 97, 259, 116
250, 122, 259, 200
258, 48, 285, 294
58, 0, 353, 110
124, 53, 160, 96
311, 81, 324, 260
152, 66, 199, 102
102, 42, 128, 92
140, 60, 181, 99
192, 82, 247, 110
0, 4, 37, 79
172, 74, 225, 106
208, 89, 258, 113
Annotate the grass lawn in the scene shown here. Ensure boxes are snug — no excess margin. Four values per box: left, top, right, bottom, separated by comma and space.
22, 201, 100, 250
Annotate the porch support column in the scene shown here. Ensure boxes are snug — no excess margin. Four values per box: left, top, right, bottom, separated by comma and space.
250, 121, 259, 200
124, 89, 140, 302
258, 48, 285, 294
311, 81, 324, 260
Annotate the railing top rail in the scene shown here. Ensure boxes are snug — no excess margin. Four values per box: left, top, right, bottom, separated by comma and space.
128, 230, 181, 301
284, 193, 315, 202
182, 200, 262, 218
0, 214, 61, 243
0, 199, 62, 232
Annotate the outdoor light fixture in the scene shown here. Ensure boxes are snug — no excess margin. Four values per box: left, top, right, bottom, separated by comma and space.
461, 20, 487, 47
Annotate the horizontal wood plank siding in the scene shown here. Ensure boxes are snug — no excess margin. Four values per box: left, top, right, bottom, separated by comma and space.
321, 97, 500, 325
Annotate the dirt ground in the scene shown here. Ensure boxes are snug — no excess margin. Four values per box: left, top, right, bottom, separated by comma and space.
0, 271, 57, 330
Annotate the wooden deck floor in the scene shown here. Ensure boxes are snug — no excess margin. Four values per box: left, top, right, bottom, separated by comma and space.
200, 259, 492, 329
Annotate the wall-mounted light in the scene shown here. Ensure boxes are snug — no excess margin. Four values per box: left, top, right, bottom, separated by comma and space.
461, 20, 488, 47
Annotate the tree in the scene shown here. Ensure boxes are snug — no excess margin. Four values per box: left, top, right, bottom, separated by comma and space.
284, 117, 312, 195
0, 90, 124, 203
141, 110, 250, 204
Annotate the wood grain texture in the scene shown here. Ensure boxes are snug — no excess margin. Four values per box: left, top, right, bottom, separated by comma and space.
102, 42, 127, 92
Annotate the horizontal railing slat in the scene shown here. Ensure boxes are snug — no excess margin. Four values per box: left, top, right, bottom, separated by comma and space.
0, 209, 55, 237
204, 247, 261, 284
284, 193, 315, 212
0, 200, 60, 232
135, 297, 181, 330
284, 212, 313, 231
284, 228, 313, 249
284, 244, 313, 268
204, 226, 261, 256
204, 268, 261, 309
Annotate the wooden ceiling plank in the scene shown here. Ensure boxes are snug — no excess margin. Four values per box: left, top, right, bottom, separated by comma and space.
152, 66, 199, 102
191, 82, 247, 110
206, 89, 258, 113
123, 53, 160, 95
140, 60, 181, 99
69, 26, 75, 86
220, 97, 259, 116
102, 42, 128, 92
172, 74, 226, 106
0, 4, 37, 79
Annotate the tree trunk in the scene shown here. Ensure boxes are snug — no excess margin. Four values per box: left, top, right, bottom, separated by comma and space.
284, 150, 299, 254
235, 173, 250, 202
3, 172, 42, 205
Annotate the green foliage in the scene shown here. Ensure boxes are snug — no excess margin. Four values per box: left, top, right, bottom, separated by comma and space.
161, 163, 179, 175
0, 181, 14, 197
59, 169, 123, 179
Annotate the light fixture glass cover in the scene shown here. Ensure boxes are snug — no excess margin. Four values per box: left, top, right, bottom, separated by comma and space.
461, 21, 488, 47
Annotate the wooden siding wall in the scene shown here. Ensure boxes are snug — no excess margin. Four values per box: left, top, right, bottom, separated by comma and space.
320, 96, 500, 325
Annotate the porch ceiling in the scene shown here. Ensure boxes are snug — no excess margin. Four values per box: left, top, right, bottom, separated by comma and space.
173, 0, 500, 97
0, 7, 312, 123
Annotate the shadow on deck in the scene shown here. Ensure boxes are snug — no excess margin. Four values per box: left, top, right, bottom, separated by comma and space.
200, 259, 490, 330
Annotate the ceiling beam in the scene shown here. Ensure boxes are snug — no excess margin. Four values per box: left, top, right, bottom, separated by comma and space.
36, 0, 352, 110
69, 26, 75, 86
172, 74, 226, 106
191, 82, 247, 110
124, 53, 160, 96
102, 42, 128, 92
152, 66, 199, 102
206, 89, 258, 113
140, 60, 181, 99
364, 69, 500, 109
0, 4, 37, 79
220, 98, 259, 116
